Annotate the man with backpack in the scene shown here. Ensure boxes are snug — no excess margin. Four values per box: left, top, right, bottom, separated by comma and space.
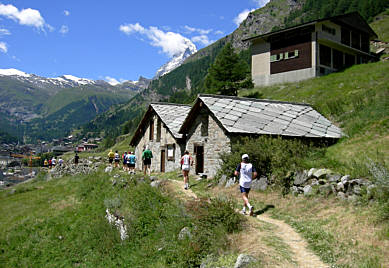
114, 150, 120, 168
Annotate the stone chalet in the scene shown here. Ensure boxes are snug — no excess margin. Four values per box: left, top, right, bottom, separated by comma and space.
130, 103, 192, 173
244, 12, 378, 86
131, 94, 343, 177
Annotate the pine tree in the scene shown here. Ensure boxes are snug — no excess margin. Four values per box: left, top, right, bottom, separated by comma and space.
204, 43, 253, 96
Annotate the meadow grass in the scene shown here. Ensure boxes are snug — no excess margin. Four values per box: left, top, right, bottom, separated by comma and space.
0, 168, 244, 267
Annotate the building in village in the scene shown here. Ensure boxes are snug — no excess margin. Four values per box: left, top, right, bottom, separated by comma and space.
132, 94, 343, 177
130, 103, 192, 173
244, 12, 378, 86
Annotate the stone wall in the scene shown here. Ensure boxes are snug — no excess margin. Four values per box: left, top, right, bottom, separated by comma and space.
185, 106, 231, 177
134, 112, 184, 173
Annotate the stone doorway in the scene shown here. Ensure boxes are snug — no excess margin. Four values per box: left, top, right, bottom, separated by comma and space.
160, 149, 165, 172
194, 145, 204, 174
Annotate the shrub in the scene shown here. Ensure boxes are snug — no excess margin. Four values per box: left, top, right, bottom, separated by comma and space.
218, 136, 320, 185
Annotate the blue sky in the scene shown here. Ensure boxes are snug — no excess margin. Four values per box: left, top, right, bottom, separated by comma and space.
0, 0, 269, 82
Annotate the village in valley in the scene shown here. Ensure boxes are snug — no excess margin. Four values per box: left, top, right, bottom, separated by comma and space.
0, 0, 388, 267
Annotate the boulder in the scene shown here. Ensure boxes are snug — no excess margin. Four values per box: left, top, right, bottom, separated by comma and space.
337, 192, 347, 201
225, 177, 236, 188
336, 182, 345, 192
178, 227, 192, 240
293, 170, 309, 186
313, 168, 332, 179
310, 179, 319, 186
353, 185, 361, 195
319, 184, 332, 196
328, 174, 341, 183
150, 180, 161, 188
290, 186, 299, 196
218, 174, 227, 187
303, 185, 313, 196
105, 166, 113, 173
308, 168, 317, 178
341, 175, 351, 184
251, 176, 268, 191
94, 156, 102, 161
234, 254, 256, 268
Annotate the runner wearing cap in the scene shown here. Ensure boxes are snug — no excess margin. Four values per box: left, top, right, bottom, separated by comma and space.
234, 153, 257, 216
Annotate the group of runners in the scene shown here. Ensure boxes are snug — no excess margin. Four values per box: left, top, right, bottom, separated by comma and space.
43, 157, 64, 168
106, 146, 257, 216
107, 150, 137, 174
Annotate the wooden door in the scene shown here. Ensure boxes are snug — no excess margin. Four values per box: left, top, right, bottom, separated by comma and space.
160, 149, 165, 172
194, 145, 204, 174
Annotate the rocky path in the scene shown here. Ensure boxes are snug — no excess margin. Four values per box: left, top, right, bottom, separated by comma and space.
166, 179, 328, 268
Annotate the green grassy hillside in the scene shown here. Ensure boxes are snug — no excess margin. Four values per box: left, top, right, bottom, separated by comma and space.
371, 8, 389, 42
0, 170, 244, 267
240, 61, 389, 175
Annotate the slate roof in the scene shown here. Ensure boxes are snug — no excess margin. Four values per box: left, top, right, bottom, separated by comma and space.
180, 94, 343, 139
150, 103, 192, 139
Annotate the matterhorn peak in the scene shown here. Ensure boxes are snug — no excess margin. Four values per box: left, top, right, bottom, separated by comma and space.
154, 42, 197, 78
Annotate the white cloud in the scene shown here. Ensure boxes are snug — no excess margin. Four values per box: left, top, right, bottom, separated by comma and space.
59, 25, 69, 35
64, 10, 70, 16
191, 35, 214, 46
119, 23, 145, 34
234, 9, 255, 26
0, 3, 50, 30
0, 41, 7, 53
183, 25, 211, 35
214, 30, 224, 35
105, 76, 120, 86
0, 28, 11, 36
120, 23, 196, 58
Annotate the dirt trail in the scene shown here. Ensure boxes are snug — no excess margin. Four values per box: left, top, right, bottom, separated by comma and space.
256, 214, 329, 268
166, 179, 329, 268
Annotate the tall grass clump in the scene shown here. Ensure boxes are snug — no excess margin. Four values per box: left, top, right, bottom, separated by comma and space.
218, 136, 321, 185
366, 158, 389, 222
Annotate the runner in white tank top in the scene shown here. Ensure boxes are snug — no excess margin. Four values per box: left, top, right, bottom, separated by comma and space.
181, 150, 193, 190
234, 154, 257, 216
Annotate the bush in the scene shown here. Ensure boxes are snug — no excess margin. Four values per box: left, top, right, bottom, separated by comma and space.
218, 136, 321, 185
366, 158, 389, 221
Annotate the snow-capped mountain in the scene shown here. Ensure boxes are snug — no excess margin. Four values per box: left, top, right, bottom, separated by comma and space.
155, 42, 197, 78
0, 68, 151, 92
0, 68, 96, 89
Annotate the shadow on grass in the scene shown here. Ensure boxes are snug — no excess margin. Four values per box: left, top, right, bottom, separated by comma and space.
254, 204, 275, 216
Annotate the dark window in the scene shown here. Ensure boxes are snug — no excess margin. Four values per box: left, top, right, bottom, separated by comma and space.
201, 115, 208, 137
319, 44, 331, 67
333, 49, 343, 70
322, 24, 336, 35
319, 67, 326, 75
156, 119, 161, 142
361, 34, 369, 52
341, 27, 350, 46
149, 119, 154, 141
351, 31, 360, 49
345, 53, 355, 67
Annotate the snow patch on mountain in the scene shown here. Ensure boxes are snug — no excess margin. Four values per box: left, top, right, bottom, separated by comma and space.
61, 75, 94, 85
0, 68, 31, 77
155, 41, 197, 78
